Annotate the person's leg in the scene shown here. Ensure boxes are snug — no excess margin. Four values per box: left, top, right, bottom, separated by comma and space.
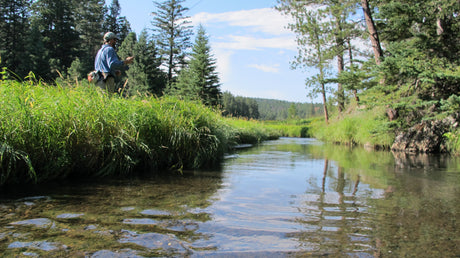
105, 77, 116, 92
96, 77, 115, 93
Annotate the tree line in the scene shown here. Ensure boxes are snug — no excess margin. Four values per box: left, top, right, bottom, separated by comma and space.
221, 92, 324, 120
0, 0, 222, 107
276, 0, 459, 124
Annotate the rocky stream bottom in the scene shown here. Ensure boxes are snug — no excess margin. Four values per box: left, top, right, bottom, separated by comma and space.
0, 195, 223, 257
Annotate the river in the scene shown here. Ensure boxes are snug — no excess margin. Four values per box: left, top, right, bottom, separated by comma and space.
0, 137, 459, 257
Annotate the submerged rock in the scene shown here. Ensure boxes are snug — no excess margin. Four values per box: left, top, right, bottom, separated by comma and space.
85, 225, 98, 230
122, 218, 158, 225
90, 249, 144, 258
56, 213, 84, 219
10, 218, 53, 228
8, 241, 61, 251
119, 232, 187, 254
140, 209, 171, 216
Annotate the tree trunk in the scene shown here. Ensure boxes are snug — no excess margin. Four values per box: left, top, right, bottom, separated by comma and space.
337, 53, 345, 113
335, 19, 345, 113
321, 82, 329, 124
361, 0, 383, 65
436, 6, 444, 36
348, 38, 359, 103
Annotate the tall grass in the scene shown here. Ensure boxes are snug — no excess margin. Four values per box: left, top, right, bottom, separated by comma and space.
0, 79, 277, 185
310, 107, 395, 148
263, 119, 313, 138
225, 118, 279, 144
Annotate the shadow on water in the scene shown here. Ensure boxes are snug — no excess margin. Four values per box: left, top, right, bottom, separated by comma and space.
0, 137, 458, 257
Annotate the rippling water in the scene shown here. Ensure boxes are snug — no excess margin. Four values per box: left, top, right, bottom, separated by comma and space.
0, 137, 459, 257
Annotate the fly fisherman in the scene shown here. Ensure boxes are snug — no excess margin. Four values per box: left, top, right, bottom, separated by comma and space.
94, 32, 134, 92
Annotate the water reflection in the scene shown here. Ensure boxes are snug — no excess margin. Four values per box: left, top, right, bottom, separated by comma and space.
0, 138, 458, 257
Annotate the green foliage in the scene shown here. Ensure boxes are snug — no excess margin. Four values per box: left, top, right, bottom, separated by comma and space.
103, 0, 131, 42
310, 107, 395, 147
30, 0, 80, 79
225, 118, 279, 144
0, 0, 30, 79
255, 98, 323, 120
263, 119, 314, 138
0, 80, 281, 185
440, 94, 460, 115
172, 25, 222, 107
443, 131, 460, 154
151, 0, 193, 85
221, 92, 260, 119
74, 0, 106, 79
0, 0, 130, 81
118, 31, 166, 97
288, 104, 298, 119
278, 0, 459, 151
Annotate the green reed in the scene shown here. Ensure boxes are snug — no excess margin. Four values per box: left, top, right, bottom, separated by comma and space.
225, 118, 280, 144
0, 79, 277, 185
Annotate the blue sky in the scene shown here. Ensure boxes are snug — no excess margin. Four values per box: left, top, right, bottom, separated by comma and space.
109, 0, 319, 103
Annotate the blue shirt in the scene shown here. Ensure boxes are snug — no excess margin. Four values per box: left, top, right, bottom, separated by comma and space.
94, 44, 127, 76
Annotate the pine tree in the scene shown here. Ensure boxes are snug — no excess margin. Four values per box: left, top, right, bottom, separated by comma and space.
103, 0, 131, 43
174, 25, 221, 107
0, 0, 31, 78
118, 30, 166, 96
361, 0, 383, 65
26, 23, 50, 79
30, 0, 79, 79
73, 0, 106, 79
151, 0, 193, 87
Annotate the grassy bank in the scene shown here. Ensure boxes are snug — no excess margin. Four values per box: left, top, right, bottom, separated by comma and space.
0, 80, 279, 185
309, 105, 396, 149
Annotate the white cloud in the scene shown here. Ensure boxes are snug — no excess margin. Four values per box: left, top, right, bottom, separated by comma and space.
190, 8, 297, 51
191, 8, 292, 36
248, 64, 280, 73
213, 35, 296, 51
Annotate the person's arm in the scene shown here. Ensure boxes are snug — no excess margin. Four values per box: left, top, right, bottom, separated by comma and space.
106, 48, 124, 71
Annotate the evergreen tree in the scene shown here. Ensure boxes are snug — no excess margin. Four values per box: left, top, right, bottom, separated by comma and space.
118, 30, 166, 96
0, 0, 31, 78
374, 0, 460, 99
247, 98, 260, 119
103, 0, 131, 43
73, 0, 106, 79
30, 0, 79, 79
325, 0, 359, 113
221, 92, 260, 119
174, 25, 221, 107
26, 23, 50, 80
288, 103, 298, 119
360, 0, 383, 65
151, 0, 193, 87
67, 57, 82, 81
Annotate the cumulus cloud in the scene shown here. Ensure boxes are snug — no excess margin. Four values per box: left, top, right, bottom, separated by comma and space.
190, 8, 297, 51
191, 8, 292, 35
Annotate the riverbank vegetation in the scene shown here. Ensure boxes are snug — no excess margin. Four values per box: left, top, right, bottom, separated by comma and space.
0, 80, 281, 186
277, 0, 460, 153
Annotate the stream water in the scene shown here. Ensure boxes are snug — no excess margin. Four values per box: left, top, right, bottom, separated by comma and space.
0, 137, 459, 257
